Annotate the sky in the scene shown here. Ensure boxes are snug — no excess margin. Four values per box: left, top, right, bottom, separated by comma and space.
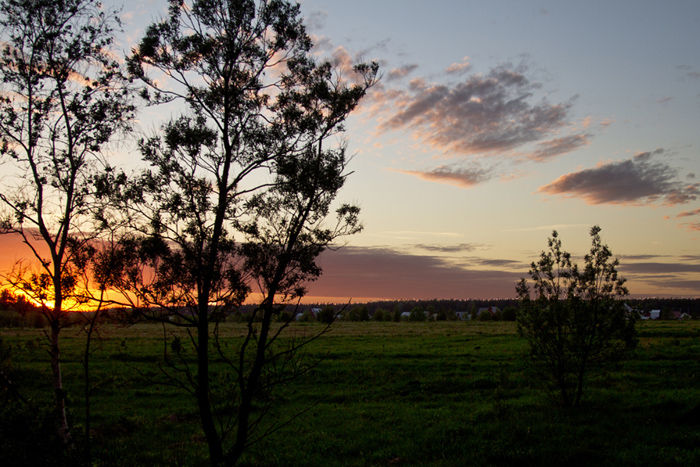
2, 0, 700, 303
298, 0, 700, 301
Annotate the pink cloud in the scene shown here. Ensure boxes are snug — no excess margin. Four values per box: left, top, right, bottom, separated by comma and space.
680, 222, 700, 231
539, 149, 700, 206
445, 57, 471, 75
676, 208, 700, 218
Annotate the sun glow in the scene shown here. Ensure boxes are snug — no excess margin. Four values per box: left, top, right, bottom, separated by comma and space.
3, 287, 110, 313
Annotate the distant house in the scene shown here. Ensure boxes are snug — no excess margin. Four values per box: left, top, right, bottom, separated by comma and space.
455, 311, 470, 321
624, 303, 638, 316
477, 307, 500, 318
650, 310, 661, 320
295, 308, 321, 321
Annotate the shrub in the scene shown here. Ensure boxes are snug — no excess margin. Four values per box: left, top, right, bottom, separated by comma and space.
317, 306, 336, 324
276, 311, 292, 323
408, 307, 426, 322
297, 310, 316, 322
516, 226, 637, 407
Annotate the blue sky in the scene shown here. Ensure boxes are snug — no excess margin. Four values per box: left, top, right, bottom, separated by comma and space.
111, 1, 700, 301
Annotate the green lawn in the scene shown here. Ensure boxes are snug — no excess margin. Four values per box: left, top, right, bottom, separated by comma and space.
2, 320, 699, 466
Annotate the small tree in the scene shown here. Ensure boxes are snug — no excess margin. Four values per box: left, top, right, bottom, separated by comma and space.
0, 0, 133, 443
373, 308, 387, 321
408, 307, 426, 322
392, 305, 402, 322
516, 226, 636, 407
317, 305, 336, 324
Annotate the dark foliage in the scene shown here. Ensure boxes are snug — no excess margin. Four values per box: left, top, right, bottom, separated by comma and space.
95, 0, 377, 464
516, 226, 637, 407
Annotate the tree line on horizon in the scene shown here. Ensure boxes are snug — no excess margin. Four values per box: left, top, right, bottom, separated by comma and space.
4, 290, 700, 328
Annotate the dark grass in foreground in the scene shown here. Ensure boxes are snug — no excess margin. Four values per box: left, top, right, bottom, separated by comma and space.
2, 321, 700, 466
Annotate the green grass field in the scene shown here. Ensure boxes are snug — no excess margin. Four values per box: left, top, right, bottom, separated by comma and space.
2, 320, 700, 466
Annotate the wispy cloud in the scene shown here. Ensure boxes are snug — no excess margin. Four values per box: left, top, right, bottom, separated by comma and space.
527, 134, 592, 162
671, 207, 700, 232
445, 57, 471, 75
618, 258, 700, 296
538, 148, 700, 206
397, 163, 495, 188
303, 9, 328, 31
680, 222, 700, 231
375, 64, 576, 158
413, 243, 482, 253
620, 254, 672, 261
620, 261, 700, 275
387, 64, 419, 82
381, 231, 462, 237
677, 208, 700, 218
473, 258, 525, 268
678, 208, 700, 230
510, 223, 593, 232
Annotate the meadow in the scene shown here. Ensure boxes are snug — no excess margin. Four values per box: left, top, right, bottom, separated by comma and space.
1, 319, 700, 466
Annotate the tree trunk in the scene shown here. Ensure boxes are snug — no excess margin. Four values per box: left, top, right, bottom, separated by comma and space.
49, 319, 71, 445
226, 296, 277, 466
83, 308, 101, 465
197, 309, 225, 465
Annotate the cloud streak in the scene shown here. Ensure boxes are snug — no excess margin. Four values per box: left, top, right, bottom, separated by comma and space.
445, 57, 471, 75
676, 208, 700, 231
397, 163, 495, 188
619, 259, 700, 295
527, 133, 592, 162
620, 261, 700, 275
677, 208, 700, 218
413, 243, 483, 253
311, 246, 522, 300
538, 149, 700, 206
387, 64, 419, 82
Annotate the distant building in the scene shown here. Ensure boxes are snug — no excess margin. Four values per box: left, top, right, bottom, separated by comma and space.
455, 311, 470, 321
477, 306, 500, 318
295, 308, 321, 321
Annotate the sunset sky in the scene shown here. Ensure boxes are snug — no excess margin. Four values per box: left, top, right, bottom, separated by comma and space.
2, 1, 700, 302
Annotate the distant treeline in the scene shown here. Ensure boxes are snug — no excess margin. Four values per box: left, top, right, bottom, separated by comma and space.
286, 297, 700, 322
2, 290, 700, 328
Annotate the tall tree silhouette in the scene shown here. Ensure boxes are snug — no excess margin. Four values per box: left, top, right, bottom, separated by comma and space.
99, 0, 377, 464
0, 0, 134, 444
